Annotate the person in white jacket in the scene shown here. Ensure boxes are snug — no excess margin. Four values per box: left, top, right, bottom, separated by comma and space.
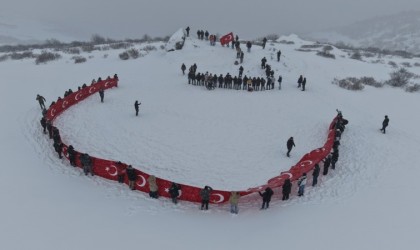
298, 173, 307, 197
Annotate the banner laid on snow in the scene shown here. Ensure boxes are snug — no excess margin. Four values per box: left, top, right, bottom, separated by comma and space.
46, 77, 337, 204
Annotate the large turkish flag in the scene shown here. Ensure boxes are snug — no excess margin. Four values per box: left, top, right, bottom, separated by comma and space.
220, 32, 234, 46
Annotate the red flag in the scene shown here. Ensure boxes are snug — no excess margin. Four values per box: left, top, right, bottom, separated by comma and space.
220, 32, 234, 46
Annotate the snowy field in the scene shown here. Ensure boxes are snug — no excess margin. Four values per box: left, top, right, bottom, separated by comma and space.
1, 34, 420, 249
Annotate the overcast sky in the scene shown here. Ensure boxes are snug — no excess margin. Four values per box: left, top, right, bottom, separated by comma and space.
2, 0, 420, 41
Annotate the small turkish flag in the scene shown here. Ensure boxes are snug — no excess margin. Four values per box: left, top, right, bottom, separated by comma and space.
220, 32, 234, 46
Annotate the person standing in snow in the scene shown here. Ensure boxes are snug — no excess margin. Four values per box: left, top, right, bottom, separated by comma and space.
297, 75, 303, 88
277, 50, 281, 62
286, 137, 295, 157
134, 100, 141, 116
240, 50, 244, 64
36, 94, 46, 109
262, 37, 267, 49
67, 145, 76, 167
40, 117, 47, 134
204, 30, 209, 40
312, 164, 320, 186
229, 191, 240, 214
181, 63, 186, 75
322, 154, 331, 175
380, 115, 389, 134
185, 26, 190, 37
278, 75, 282, 90
148, 175, 159, 199
297, 173, 307, 196
331, 150, 339, 170
200, 186, 213, 210
80, 153, 94, 176
126, 165, 137, 190
259, 187, 274, 209
53, 141, 63, 159
301, 77, 307, 91
246, 41, 252, 52
239, 66, 244, 77
99, 88, 104, 103
169, 182, 181, 204
261, 57, 267, 69
282, 178, 292, 200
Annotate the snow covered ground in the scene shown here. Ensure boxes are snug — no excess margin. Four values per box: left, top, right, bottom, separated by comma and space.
1, 34, 420, 249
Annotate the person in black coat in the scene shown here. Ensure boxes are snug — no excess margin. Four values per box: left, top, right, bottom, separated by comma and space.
262, 37, 267, 49
246, 41, 252, 52
52, 127, 61, 144
286, 137, 295, 157
261, 57, 267, 69
181, 63, 186, 75
126, 165, 137, 190
40, 117, 47, 134
185, 26, 190, 37
380, 115, 389, 134
331, 150, 339, 170
278, 75, 282, 90
312, 164, 320, 186
239, 66, 244, 77
169, 182, 181, 204
80, 153, 94, 176
277, 50, 281, 62
53, 141, 63, 159
322, 155, 331, 175
99, 88, 104, 103
297, 75, 303, 88
259, 187, 274, 209
282, 179, 292, 200
67, 145, 76, 166
302, 77, 307, 91
134, 100, 141, 116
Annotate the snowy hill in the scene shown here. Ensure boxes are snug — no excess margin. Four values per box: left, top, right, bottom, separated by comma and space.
1, 31, 420, 250
306, 11, 420, 53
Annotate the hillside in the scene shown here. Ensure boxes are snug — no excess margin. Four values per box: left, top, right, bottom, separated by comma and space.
1, 32, 420, 250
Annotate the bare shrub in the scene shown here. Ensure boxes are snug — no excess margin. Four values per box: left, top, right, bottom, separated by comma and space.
127, 48, 140, 59
414, 62, 420, 67
160, 45, 165, 50
0, 54, 9, 62
385, 68, 415, 87
301, 44, 323, 49
35, 51, 61, 64
363, 52, 375, 58
359, 77, 383, 88
388, 61, 398, 68
110, 42, 133, 50
81, 44, 95, 53
72, 56, 87, 64
332, 77, 364, 91
265, 34, 279, 41
317, 46, 335, 59
401, 62, 411, 68
142, 45, 157, 52
91, 34, 106, 44
278, 40, 294, 45
405, 84, 420, 92
10, 51, 33, 60
64, 47, 80, 54
119, 52, 129, 60
350, 51, 362, 60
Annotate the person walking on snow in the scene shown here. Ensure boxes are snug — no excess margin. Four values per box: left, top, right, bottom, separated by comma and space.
286, 137, 295, 157
261, 57, 267, 69
229, 191, 240, 214
262, 37, 267, 49
181, 63, 186, 75
185, 26, 190, 37
312, 164, 320, 186
134, 100, 141, 116
239, 66, 244, 77
277, 50, 281, 62
126, 165, 137, 190
380, 115, 389, 134
200, 186, 213, 210
99, 88, 104, 103
246, 41, 252, 52
148, 175, 159, 199
278, 75, 282, 90
297, 173, 307, 196
36, 94, 46, 109
40, 117, 47, 134
322, 154, 331, 175
259, 187, 274, 209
